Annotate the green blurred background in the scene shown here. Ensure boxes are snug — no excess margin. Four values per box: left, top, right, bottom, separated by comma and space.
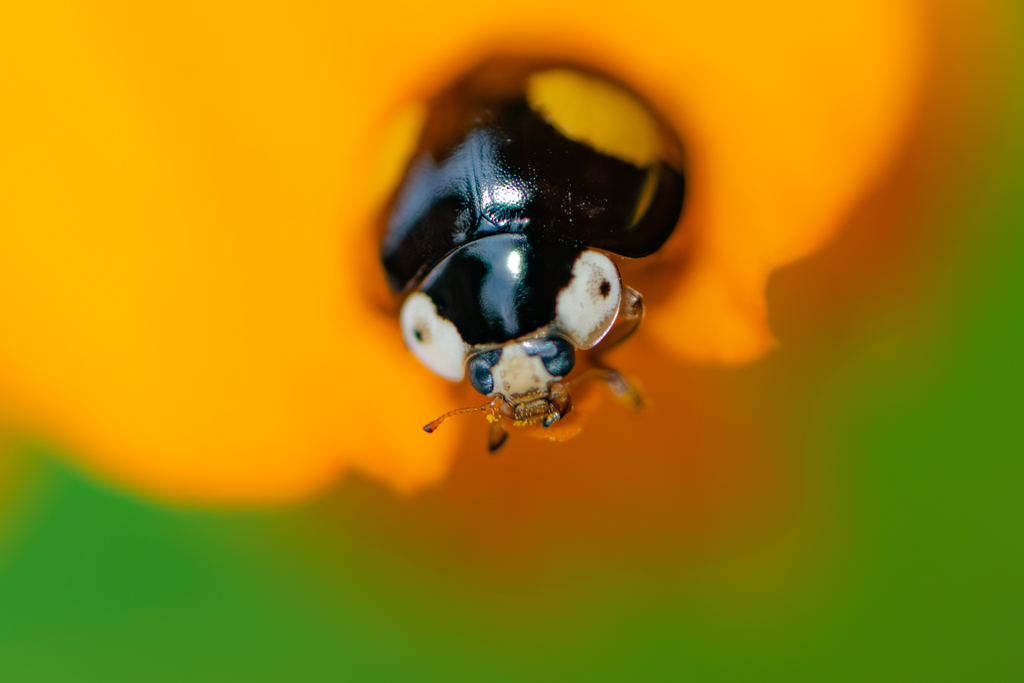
1, 4, 1021, 682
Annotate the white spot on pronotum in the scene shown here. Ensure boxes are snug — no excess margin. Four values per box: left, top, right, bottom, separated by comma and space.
400, 292, 468, 381
555, 250, 622, 348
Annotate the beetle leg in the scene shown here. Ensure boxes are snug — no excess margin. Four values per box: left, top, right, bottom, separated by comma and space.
598, 367, 644, 410
487, 420, 509, 453
565, 367, 644, 411
573, 284, 645, 409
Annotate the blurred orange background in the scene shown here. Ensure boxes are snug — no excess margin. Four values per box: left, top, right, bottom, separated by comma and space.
1, 0, 924, 500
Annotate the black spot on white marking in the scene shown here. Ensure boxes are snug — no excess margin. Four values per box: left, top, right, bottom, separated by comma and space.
599, 280, 611, 298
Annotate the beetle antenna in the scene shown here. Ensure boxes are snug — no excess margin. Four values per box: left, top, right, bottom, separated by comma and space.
423, 397, 504, 434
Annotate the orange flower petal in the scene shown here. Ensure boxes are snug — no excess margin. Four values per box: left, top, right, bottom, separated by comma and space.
0, 1, 927, 502
641, 3, 928, 363
0, 2, 466, 503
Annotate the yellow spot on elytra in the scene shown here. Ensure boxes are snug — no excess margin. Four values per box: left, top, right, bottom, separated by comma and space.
526, 69, 660, 168
629, 165, 660, 228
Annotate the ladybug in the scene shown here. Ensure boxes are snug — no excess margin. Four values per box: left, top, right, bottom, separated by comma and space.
379, 58, 686, 451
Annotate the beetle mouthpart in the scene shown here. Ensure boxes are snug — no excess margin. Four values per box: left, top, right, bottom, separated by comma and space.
543, 388, 573, 428
422, 382, 574, 451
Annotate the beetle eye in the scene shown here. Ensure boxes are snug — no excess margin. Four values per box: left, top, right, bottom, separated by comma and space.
520, 337, 576, 378
555, 250, 622, 349
400, 292, 468, 382
466, 349, 501, 395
